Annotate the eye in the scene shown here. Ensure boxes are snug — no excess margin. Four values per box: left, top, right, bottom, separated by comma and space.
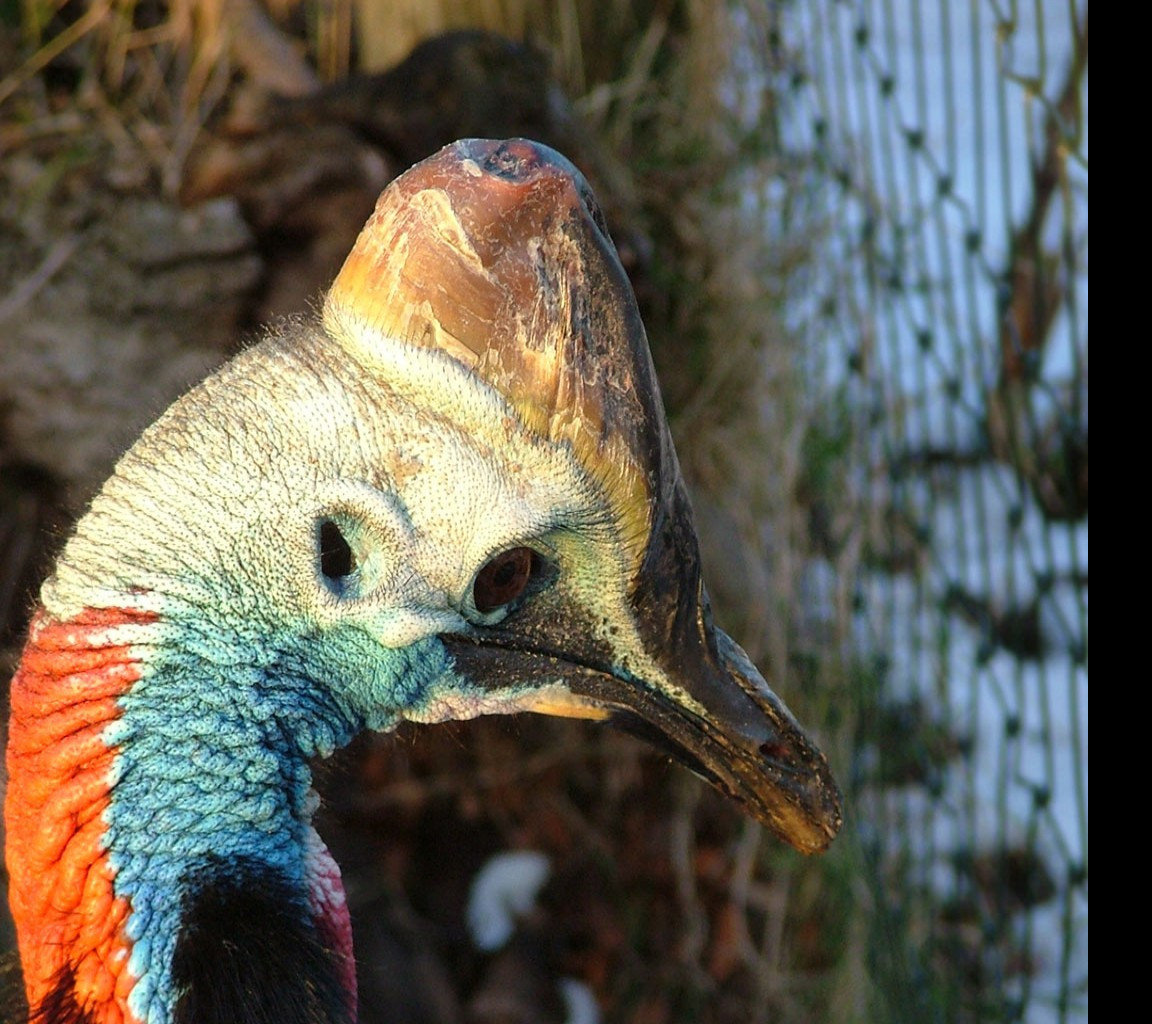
319, 519, 356, 581
473, 546, 538, 614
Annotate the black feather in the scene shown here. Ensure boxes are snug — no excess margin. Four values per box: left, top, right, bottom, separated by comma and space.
172, 857, 354, 1024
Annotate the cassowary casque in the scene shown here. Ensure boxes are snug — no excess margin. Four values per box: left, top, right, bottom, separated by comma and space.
4, 138, 842, 1024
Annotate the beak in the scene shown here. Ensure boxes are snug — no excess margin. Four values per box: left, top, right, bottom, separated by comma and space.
577, 631, 841, 856
328, 137, 842, 854
441, 627, 842, 854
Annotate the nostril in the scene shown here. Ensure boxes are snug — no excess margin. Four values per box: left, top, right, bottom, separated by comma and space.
760, 740, 792, 761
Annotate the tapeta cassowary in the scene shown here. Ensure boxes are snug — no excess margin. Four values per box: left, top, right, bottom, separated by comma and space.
4, 139, 842, 1024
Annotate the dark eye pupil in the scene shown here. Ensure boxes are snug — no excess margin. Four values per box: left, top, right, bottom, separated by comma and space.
474, 547, 535, 614
320, 520, 355, 579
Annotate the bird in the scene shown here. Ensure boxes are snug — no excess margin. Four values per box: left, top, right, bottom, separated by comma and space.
4, 138, 842, 1024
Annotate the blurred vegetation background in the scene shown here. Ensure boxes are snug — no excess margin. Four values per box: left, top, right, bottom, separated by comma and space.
0, 2, 1087, 1022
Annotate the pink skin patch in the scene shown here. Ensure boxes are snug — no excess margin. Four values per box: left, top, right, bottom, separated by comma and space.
305, 827, 358, 1019
5, 607, 156, 1024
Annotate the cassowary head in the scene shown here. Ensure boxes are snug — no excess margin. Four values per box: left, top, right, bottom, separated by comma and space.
5, 139, 841, 1024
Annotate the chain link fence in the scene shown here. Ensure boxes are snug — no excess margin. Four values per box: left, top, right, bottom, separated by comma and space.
767, 3, 1087, 1021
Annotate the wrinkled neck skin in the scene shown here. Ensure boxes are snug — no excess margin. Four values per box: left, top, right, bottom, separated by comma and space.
5, 325, 559, 1024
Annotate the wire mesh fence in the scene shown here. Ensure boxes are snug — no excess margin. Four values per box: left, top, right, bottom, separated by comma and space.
768, 3, 1088, 1021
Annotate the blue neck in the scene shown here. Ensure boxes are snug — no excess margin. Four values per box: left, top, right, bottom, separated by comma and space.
103, 616, 450, 1024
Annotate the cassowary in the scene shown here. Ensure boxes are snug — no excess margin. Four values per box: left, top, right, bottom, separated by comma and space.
4, 139, 841, 1024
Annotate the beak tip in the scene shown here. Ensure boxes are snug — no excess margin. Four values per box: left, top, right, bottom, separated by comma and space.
773, 777, 843, 855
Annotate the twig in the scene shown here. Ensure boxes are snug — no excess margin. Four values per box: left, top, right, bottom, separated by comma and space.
0, 0, 113, 109
0, 235, 80, 323
998, 9, 1089, 382
670, 774, 709, 976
